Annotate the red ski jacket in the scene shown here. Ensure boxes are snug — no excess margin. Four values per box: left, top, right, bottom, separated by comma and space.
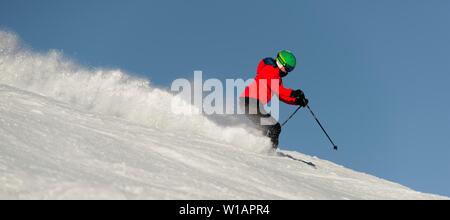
240, 58, 297, 105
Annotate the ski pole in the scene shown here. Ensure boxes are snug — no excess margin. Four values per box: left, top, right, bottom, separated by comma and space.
280, 106, 302, 127
306, 104, 338, 150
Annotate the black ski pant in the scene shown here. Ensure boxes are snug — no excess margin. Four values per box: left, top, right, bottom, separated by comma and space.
239, 97, 281, 148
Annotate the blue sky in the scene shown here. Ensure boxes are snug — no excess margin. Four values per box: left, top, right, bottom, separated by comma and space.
1, 0, 449, 197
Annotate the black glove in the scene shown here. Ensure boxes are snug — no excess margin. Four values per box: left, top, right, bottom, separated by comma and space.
291, 89, 305, 99
291, 89, 309, 107
295, 97, 309, 107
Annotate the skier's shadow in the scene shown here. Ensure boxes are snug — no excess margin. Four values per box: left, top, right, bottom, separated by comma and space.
277, 152, 316, 168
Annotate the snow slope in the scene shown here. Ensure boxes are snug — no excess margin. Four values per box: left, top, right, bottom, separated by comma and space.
0, 30, 446, 199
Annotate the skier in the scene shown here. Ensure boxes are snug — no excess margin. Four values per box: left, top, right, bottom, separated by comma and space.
240, 50, 308, 149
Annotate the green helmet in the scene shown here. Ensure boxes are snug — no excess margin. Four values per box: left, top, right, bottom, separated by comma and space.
276, 50, 296, 72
